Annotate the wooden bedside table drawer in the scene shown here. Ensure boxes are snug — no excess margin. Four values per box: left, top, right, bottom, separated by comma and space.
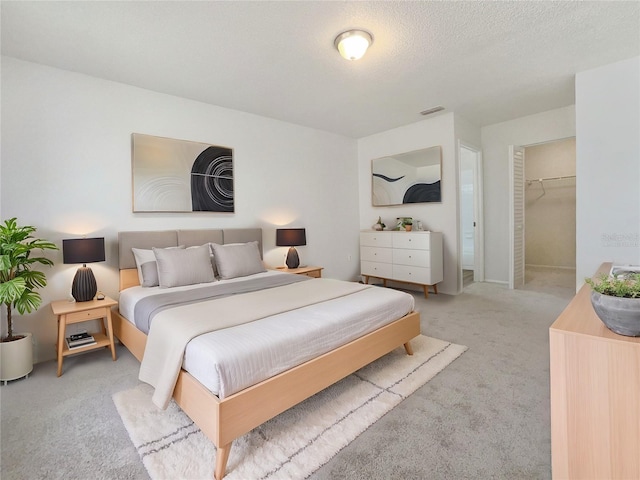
66, 307, 107, 323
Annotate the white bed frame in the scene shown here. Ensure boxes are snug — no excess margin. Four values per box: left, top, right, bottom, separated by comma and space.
112, 229, 420, 479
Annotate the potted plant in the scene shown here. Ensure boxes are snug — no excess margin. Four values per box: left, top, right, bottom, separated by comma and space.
585, 271, 640, 337
0, 218, 57, 382
395, 217, 413, 231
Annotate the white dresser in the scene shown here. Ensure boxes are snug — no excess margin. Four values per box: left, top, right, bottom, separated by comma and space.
360, 230, 443, 298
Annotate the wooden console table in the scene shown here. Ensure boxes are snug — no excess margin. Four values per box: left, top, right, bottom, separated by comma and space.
549, 263, 640, 479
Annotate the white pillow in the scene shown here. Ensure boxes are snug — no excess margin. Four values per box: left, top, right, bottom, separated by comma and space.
211, 241, 266, 279
132, 246, 184, 287
153, 244, 216, 288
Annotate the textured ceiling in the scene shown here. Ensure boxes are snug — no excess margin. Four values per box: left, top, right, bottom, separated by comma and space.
2, 1, 639, 138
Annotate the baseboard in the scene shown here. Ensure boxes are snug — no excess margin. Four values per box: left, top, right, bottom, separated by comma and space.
525, 264, 576, 271
483, 279, 509, 285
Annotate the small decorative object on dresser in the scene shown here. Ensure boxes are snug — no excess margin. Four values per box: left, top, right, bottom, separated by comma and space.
585, 267, 640, 336
372, 216, 385, 231
360, 230, 443, 298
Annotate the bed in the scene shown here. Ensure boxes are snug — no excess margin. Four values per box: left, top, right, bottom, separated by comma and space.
111, 228, 420, 479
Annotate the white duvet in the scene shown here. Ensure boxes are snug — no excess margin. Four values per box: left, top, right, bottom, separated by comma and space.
119, 271, 415, 403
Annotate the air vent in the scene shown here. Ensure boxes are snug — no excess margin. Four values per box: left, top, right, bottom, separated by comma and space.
420, 106, 445, 116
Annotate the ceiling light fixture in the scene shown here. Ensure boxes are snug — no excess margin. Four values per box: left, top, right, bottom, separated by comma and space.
334, 30, 373, 61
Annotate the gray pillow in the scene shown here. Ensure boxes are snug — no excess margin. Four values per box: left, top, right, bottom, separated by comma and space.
139, 261, 160, 288
132, 246, 185, 287
211, 241, 266, 279
153, 244, 216, 288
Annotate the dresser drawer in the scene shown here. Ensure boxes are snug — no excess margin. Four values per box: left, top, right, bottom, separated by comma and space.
393, 265, 433, 284
392, 249, 430, 268
360, 232, 393, 248
65, 307, 107, 323
361, 246, 392, 264
361, 261, 393, 279
392, 232, 431, 250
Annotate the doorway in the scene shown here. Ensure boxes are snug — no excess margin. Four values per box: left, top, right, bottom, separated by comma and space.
458, 142, 484, 291
509, 138, 576, 293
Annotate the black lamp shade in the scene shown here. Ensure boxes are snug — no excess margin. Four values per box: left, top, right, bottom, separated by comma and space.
276, 229, 306, 269
62, 238, 105, 265
276, 229, 306, 247
63, 238, 105, 302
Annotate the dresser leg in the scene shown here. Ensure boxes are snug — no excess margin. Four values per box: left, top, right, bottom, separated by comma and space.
423, 285, 429, 298
433, 284, 438, 294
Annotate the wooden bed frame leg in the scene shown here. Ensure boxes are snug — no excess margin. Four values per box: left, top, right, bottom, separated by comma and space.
214, 443, 232, 480
403, 341, 414, 355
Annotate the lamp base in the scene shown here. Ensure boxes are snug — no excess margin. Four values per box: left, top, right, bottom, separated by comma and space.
285, 247, 300, 269
72, 266, 97, 302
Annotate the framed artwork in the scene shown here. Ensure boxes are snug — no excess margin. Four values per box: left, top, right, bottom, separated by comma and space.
371, 146, 442, 206
132, 133, 234, 213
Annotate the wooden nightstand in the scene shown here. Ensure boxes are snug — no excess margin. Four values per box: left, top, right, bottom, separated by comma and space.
277, 266, 324, 278
51, 296, 118, 376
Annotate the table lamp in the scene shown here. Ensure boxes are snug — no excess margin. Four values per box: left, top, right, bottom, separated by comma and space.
276, 228, 306, 269
62, 237, 105, 302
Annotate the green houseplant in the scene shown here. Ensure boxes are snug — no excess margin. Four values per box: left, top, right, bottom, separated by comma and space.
0, 218, 57, 381
585, 271, 640, 336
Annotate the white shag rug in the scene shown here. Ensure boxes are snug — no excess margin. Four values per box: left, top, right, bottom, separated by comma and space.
113, 335, 466, 480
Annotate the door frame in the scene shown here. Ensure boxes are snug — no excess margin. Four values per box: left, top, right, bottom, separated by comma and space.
457, 140, 484, 292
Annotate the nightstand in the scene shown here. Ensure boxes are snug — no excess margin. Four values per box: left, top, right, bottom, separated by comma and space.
277, 266, 324, 278
51, 296, 118, 376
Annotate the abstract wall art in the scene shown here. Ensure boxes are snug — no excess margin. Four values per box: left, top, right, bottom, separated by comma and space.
371, 146, 442, 206
132, 133, 234, 213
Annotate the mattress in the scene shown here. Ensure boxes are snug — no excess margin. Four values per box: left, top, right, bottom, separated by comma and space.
119, 270, 415, 398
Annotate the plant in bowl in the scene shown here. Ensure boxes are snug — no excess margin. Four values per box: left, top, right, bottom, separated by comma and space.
0, 218, 57, 381
402, 218, 413, 231
585, 272, 640, 336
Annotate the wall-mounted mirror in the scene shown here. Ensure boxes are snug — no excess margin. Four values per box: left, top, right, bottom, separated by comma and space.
371, 146, 442, 206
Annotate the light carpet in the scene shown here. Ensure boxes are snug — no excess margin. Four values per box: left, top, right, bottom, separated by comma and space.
113, 335, 466, 480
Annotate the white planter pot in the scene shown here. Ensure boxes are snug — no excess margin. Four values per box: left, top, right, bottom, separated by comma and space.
0, 332, 33, 382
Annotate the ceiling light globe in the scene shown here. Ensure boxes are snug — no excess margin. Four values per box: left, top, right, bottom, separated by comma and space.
334, 30, 373, 61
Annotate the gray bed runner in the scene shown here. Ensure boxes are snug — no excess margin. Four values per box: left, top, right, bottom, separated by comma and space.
134, 274, 310, 334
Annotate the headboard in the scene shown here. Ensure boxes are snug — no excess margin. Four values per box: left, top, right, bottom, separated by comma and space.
117, 228, 263, 290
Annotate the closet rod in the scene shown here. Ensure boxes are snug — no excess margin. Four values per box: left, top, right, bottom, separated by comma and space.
526, 174, 576, 184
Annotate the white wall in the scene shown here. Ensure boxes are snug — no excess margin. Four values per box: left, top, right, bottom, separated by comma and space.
1, 57, 360, 362
481, 106, 576, 283
358, 113, 460, 294
576, 56, 640, 283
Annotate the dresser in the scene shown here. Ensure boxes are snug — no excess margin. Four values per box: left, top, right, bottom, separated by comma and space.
549, 263, 640, 479
360, 230, 443, 298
